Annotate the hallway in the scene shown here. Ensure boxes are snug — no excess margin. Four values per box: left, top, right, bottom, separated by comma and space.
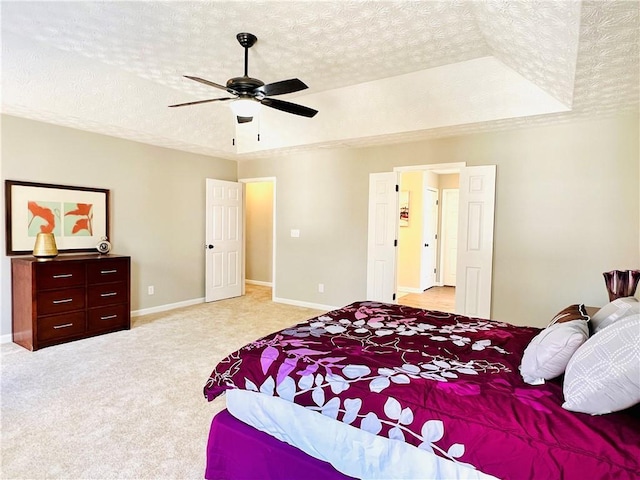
397, 286, 455, 313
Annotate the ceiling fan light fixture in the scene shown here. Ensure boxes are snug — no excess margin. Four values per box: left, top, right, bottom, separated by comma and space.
230, 98, 261, 117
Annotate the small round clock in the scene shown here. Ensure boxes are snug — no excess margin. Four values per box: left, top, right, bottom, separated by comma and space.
96, 238, 112, 255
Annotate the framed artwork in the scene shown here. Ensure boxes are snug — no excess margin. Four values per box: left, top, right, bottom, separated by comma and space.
399, 191, 410, 227
5, 180, 110, 255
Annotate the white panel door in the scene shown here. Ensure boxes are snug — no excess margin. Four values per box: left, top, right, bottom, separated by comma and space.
367, 172, 398, 303
455, 166, 496, 319
442, 189, 459, 286
421, 188, 439, 290
205, 178, 243, 302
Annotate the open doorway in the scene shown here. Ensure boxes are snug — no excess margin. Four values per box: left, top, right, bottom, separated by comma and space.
396, 169, 459, 312
367, 163, 495, 318
241, 178, 276, 300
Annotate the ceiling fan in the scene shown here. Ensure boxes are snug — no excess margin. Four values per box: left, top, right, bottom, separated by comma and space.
169, 32, 318, 124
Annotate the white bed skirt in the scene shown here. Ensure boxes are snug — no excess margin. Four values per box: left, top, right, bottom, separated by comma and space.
226, 389, 497, 480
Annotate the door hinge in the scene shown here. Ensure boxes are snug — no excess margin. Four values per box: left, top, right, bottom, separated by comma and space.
436, 200, 439, 205
435, 233, 438, 240
434, 268, 437, 274
393, 293, 396, 301
394, 239, 398, 247
395, 184, 399, 192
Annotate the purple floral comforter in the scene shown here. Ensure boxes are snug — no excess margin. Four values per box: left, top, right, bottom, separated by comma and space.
204, 301, 640, 479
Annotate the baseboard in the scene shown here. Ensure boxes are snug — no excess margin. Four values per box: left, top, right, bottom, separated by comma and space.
1, 333, 12, 344
273, 296, 338, 312
398, 286, 424, 294
131, 297, 205, 317
246, 279, 273, 287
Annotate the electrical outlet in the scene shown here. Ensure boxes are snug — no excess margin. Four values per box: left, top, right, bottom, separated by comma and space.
148, 285, 155, 295
318, 283, 324, 293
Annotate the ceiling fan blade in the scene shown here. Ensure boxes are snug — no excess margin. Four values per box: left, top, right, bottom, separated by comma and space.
260, 97, 318, 118
184, 76, 238, 94
256, 78, 308, 97
237, 116, 253, 124
168, 97, 234, 108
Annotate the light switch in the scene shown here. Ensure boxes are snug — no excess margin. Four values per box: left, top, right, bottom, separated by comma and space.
290, 229, 300, 238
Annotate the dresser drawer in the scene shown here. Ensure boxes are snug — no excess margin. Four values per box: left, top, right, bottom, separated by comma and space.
88, 283, 127, 307
37, 311, 86, 342
37, 287, 86, 316
88, 304, 128, 332
36, 262, 85, 290
87, 259, 129, 284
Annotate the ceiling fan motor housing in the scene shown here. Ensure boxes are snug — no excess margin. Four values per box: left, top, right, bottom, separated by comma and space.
226, 76, 265, 95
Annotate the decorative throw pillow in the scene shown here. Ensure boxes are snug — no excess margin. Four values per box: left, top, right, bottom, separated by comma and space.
520, 304, 590, 385
563, 313, 640, 415
547, 303, 589, 326
590, 297, 639, 334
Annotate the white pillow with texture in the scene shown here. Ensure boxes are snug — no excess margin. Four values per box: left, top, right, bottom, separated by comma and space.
591, 297, 639, 334
563, 313, 640, 415
520, 319, 589, 385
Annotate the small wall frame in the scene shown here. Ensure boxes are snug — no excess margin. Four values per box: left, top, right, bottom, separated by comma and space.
399, 191, 410, 227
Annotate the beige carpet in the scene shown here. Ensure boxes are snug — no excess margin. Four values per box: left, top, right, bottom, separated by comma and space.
0, 285, 324, 479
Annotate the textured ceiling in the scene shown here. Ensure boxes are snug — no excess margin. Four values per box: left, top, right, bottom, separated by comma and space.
1, 1, 638, 160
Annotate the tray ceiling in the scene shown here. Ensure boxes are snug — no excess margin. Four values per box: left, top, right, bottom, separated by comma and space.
1, 1, 638, 160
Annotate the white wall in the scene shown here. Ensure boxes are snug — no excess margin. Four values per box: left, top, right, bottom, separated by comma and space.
238, 113, 640, 327
1, 115, 236, 337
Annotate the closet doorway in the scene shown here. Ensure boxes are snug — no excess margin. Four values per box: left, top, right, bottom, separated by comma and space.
241, 178, 276, 298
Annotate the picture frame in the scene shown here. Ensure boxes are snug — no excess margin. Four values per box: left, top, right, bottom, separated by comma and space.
5, 180, 110, 255
399, 191, 410, 227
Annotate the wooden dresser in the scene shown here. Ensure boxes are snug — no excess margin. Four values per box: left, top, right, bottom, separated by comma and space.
11, 254, 131, 351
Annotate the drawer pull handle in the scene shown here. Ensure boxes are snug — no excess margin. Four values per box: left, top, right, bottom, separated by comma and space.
100, 292, 117, 297
100, 314, 118, 320
53, 323, 73, 329
101, 269, 118, 274
52, 298, 73, 304
53, 274, 73, 279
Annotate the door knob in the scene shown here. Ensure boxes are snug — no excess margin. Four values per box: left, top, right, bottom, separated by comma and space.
425, 244, 429, 247
207, 244, 214, 249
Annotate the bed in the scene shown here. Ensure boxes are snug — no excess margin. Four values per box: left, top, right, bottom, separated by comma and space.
203, 301, 640, 479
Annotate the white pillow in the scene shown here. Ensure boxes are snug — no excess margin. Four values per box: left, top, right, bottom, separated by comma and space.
563, 313, 640, 415
591, 297, 639, 333
520, 319, 589, 385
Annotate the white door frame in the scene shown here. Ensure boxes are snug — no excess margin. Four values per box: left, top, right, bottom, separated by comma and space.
239, 177, 277, 301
